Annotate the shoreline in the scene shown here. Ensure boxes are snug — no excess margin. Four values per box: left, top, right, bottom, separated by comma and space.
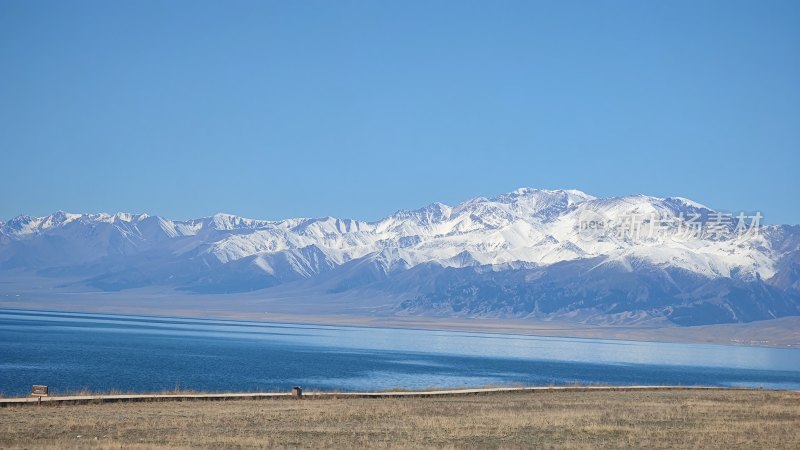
2, 303, 800, 348
2, 385, 792, 407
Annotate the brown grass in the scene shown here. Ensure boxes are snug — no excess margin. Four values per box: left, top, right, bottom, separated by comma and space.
1, 389, 798, 449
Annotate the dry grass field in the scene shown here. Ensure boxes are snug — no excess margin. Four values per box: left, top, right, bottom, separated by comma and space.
1, 389, 798, 449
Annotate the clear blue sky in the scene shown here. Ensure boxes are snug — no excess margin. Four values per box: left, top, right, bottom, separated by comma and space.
1, 0, 798, 223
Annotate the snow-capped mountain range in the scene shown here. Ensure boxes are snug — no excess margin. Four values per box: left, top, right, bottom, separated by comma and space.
1, 188, 798, 326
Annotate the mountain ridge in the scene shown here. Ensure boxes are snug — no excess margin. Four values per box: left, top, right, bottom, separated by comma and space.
1, 188, 798, 326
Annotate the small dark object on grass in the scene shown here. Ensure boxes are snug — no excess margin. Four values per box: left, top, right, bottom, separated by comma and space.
291, 386, 303, 398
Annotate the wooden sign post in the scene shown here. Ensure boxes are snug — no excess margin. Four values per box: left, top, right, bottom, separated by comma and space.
31, 385, 48, 405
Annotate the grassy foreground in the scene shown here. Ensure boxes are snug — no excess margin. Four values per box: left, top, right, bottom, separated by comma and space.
1, 389, 798, 449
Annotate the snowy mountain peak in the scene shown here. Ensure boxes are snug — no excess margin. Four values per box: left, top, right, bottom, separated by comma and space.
113, 212, 150, 223
663, 196, 710, 211
501, 187, 594, 203
3, 211, 81, 236
197, 213, 269, 231
490, 188, 594, 220
391, 202, 453, 226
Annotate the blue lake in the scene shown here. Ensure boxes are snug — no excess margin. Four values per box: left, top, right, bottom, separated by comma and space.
1, 308, 799, 397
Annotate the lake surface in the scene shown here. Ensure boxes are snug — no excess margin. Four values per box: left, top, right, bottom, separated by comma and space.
1, 308, 799, 397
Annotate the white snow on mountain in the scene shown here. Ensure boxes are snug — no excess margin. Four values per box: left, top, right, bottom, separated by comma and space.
0, 188, 789, 283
